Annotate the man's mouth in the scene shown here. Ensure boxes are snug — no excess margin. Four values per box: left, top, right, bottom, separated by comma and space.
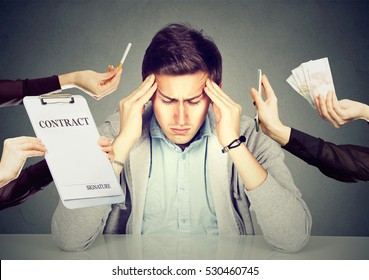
170, 128, 190, 135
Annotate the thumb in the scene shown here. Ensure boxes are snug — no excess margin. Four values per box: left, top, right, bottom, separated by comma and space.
261, 74, 276, 100
250, 87, 264, 108
338, 99, 354, 109
101, 69, 118, 80
107, 65, 115, 72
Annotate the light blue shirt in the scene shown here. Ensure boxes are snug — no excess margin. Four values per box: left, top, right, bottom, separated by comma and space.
142, 116, 218, 235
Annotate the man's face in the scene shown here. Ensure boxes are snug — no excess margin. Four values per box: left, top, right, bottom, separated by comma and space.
152, 71, 211, 149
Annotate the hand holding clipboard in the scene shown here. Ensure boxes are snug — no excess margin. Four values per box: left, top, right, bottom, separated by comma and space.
24, 94, 124, 209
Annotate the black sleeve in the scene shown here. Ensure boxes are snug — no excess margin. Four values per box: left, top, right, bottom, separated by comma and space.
0, 76, 61, 107
0, 160, 53, 210
283, 128, 369, 182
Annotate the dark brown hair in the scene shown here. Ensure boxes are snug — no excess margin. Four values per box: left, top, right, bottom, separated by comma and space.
142, 23, 222, 84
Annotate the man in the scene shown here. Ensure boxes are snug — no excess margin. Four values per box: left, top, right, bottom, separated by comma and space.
250, 75, 369, 182
52, 23, 311, 252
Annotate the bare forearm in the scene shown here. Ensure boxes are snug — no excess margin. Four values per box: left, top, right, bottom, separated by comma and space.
112, 134, 136, 176
58, 71, 79, 88
0, 168, 13, 188
362, 103, 369, 121
263, 125, 291, 147
0, 162, 19, 188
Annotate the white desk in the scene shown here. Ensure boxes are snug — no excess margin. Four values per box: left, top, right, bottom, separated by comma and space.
0, 235, 368, 260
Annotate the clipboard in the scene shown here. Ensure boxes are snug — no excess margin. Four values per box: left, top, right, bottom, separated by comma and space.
23, 93, 124, 209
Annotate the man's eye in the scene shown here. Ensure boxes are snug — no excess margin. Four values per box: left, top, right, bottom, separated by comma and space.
161, 99, 175, 105
188, 100, 201, 106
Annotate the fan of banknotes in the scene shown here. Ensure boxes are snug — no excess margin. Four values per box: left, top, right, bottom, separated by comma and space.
286, 57, 335, 108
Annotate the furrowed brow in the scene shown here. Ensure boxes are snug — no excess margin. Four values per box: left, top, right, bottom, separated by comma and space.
158, 90, 178, 102
184, 92, 204, 102
157, 90, 204, 102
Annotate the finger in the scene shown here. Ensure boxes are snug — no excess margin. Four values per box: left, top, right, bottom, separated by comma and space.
317, 95, 328, 118
331, 91, 338, 102
250, 87, 264, 108
100, 143, 115, 159
137, 82, 158, 105
314, 97, 323, 117
107, 68, 122, 88
11, 136, 43, 145
326, 92, 343, 126
97, 136, 112, 147
107, 65, 116, 72
319, 95, 338, 126
99, 68, 121, 88
100, 146, 113, 153
18, 141, 47, 153
204, 84, 223, 108
99, 69, 123, 96
326, 92, 340, 117
208, 80, 236, 106
126, 74, 155, 101
331, 93, 347, 116
334, 102, 349, 119
261, 75, 276, 100
100, 69, 118, 81
204, 79, 230, 109
22, 150, 46, 158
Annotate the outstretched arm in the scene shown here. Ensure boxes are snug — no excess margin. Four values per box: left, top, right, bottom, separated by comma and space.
0, 65, 122, 107
0, 137, 47, 188
250, 74, 369, 182
0, 76, 60, 107
0, 136, 115, 210
59, 65, 122, 100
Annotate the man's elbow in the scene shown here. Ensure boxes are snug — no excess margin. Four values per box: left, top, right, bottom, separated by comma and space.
51, 220, 96, 252
271, 234, 310, 253
53, 238, 91, 252
265, 217, 312, 253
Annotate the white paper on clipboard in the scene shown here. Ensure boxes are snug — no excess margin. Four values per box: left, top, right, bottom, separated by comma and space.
23, 94, 124, 209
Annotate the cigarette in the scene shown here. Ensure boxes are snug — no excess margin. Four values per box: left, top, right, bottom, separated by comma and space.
117, 42, 132, 69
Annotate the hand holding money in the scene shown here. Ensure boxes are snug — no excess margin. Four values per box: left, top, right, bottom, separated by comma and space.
287, 58, 369, 126
287, 57, 335, 109
315, 91, 369, 127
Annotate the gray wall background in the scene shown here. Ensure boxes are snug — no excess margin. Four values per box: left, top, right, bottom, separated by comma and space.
0, 0, 368, 236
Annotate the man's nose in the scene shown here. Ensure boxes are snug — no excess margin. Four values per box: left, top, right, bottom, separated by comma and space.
175, 102, 187, 125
